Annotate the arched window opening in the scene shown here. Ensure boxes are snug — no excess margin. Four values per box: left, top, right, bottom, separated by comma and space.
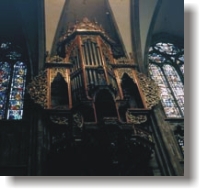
121, 73, 143, 108
0, 42, 27, 120
148, 42, 184, 118
95, 89, 117, 121
51, 73, 69, 109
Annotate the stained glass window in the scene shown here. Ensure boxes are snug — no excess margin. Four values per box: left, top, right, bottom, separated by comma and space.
0, 42, 27, 120
148, 42, 184, 118
0, 62, 11, 119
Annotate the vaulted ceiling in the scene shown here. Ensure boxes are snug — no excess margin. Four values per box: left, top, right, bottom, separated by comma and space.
0, 0, 184, 74
44, 0, 184, 72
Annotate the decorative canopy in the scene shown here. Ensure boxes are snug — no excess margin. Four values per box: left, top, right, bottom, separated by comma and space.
59, 17, 115, 44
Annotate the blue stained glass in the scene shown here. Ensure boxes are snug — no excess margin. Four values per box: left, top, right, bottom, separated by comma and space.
180, 64, 184, 75
164, 107, 181, 118
0, 91, 7, 106
178, 55, 184, 62
10, 88, 23, 100
0, 62, 11, 119
149, 64, 182, 118
163, 65, 184, 115
7, 61, 27, 120
149, 47, 153, 52
149, 42, 184, 118
162, 98, 174, 107
8, 100, 23, 110
154, 42, 179, 55
7, 110, 23, 120
148, 53, 166, 63
12, 75, 24, 89
0, 100, 5, 110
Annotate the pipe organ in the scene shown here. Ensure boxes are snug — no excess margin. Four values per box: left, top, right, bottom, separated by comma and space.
63, 34, 119, 106
28, 17, 161, 175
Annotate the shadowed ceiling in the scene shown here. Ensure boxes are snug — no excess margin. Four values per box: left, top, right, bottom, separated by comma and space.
0, 0, 184, 74
48, 0, 123, 56
0, 1, 26, 50
0, 0, 40, 75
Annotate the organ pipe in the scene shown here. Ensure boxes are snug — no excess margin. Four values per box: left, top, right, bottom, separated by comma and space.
88, 40, 94, 65
83, 44, 89, 65
92, 42, 98, 65
89, 69, 93, 84
92, 70, 98, 85
96, 47, 103, 65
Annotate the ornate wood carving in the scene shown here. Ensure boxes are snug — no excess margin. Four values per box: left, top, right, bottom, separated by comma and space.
126, 111, 147, 124
101, 39, 112, 63
59, 17, 115, 44
65, 40, 79, 60
115, 57, 135, 64
117, 68, 135, 81
27, 67, 70, 109
46, 55, 65, 63
50, 115, 69, 125
134, 127, 153, 142
81, 35, 97, 43
73, 112, 83, 129
50, 68, 67, 83
136, 71, 160, 108
27, 70, 48, 109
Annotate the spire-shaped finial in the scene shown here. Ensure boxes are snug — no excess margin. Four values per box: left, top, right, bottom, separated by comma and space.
82, 17, 90, 23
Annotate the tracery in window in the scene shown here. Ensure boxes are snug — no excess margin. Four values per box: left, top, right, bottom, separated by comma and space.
148, 42, 184, 118
0, 42, 27, 120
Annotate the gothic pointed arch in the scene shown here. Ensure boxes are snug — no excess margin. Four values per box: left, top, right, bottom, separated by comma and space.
121, 73, 143, 108
0, 42, 27, 120
148, 35, 184, 118
95, 89, 118, 121
51, 72, 69, 109
117, 68, 135, 82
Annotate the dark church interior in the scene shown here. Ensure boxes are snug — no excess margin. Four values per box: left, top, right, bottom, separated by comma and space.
0, 0, 184, 176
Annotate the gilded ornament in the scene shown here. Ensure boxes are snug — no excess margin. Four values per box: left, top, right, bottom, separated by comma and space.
136, 71, 160, 108
126, 111, 147, 124
50, 115, 69, 125
47, 55, 64, 63
73, 112, 83, 128
117, 68, 135, 81
115, 57, 134, 64
27, 70, 48, 108
134, 128, 153, 142
81, 35, 97, 43
50, 68, 67, 83
59, 17, 114, 44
